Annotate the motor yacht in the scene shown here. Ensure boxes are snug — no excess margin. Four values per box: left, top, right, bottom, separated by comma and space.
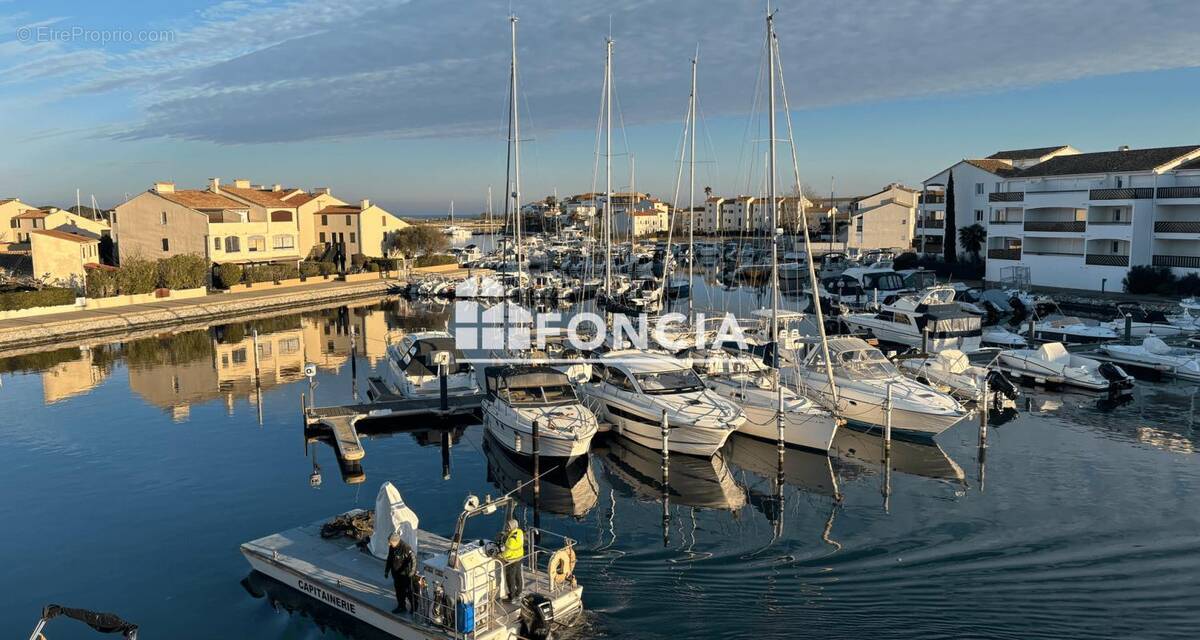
576, 350, 744, 456
841, 286, 983, 353
382, 331, 480, 399
481, 365, 598, 460
1033, 316, 1119, 344
782, 337, 967, 438
996, 341, 1134, 392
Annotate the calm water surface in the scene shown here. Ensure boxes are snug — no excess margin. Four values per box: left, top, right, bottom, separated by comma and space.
1, 286, 1198, 639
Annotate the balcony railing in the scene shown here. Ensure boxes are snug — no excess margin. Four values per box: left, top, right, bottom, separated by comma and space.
1090, 188, 1153, 200
1024, 220, 1086, 233
919, 195, 946, 204
920, 220, 945, 229
987, 249, 1022, 260
1155, 221, 1200, 234
989, 218, 1022, 225
1157, 186, 1200, 199
1085, 254, 1130, 267
988, 192, 1024, 202
1154, 255, 1200, 268
1088, 219, 1132, 225
1025, 251, 1083, 257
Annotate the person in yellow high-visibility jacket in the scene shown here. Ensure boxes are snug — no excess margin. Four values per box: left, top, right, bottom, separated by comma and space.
500, 519, 524, 602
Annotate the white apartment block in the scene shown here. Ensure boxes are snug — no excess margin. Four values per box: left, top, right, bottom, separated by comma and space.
982, 144, 1200, 291
841, 184, 918, 254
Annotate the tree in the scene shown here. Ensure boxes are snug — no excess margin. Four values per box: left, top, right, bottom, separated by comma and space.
943, 170, 958, 263
392, 225, 449, 258
958, 224, 986, 262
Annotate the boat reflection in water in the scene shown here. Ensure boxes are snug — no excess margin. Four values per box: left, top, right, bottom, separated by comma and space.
830, 428, 965, 483
481, 431, 600, 518
596, 436, 747, 511
241, 570, 391, 640
723, 433, 840, 498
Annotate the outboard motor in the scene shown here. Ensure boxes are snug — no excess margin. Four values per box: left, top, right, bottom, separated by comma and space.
1097, 362, 1134, 390
520, 593, 555, 640
985, 370, 1020, 401
1008, 296, 1028, 324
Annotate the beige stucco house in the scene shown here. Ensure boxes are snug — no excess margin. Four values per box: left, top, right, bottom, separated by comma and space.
313, 199, 409, 258
841, 183, 918, 254
0, 198, 37, 244
30, 228, 100, 288
13, 208, 109, 244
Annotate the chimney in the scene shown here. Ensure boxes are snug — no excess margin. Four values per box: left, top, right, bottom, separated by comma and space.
315, 187, 331, 195
153, 181, 175, 194
1118, 145, 1130, 152
234, 178, 250, 189
272, 184, 282, 192
209, 177, 220, 193
359, 199, 371, 210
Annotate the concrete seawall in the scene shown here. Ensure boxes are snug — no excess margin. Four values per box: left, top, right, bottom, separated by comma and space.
0, 278, 396, 354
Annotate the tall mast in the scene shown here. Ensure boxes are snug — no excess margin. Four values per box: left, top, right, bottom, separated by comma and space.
767, 10, 779, 347
688, 52, 697, 323
510, 15, 524, 284
604, 37, 613, 297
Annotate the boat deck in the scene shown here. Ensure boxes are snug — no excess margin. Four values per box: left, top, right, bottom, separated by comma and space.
242, 513, 582, 640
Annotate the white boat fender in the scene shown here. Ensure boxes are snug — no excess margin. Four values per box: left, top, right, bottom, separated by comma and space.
548, 547, 577, 585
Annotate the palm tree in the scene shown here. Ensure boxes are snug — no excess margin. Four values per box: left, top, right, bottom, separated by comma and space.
958, 223, 987, 262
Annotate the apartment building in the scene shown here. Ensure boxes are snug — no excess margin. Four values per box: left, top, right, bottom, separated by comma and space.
748, 196, 813, 233
984, 144, 1200, 290
0, 198, 37, 243
12, 207, 109, 244
613, 208, 668, 238
30, 228, 100, 287
699, 197, 725, 233
312, 199, 409, 258
211, 178, 344, 257
839, 184, 918, 254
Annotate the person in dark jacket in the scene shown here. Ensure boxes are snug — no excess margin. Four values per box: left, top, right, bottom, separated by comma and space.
384, 533, 416, 614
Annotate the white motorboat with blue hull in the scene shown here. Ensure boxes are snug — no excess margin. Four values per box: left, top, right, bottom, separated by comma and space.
482, 365, 598, 460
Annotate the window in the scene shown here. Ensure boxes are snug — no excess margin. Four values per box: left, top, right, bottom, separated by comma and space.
345, 215, 352, 225
231, 348, 247, 365
855, 216, 863, 232
213, 237, 221, 250
975, 183, 984, 195
248, 235, 265, 252
1112, 241, 1120, 253
319, 232, 326, 243
1113, 208, 1122, 222
321, 215, 328, 226
225, 236, 240, 252
279, 338, 300, 355
1116, 176, 1124, 188
258, 342, 272, 359
161, 238, 170, 251
975, 209, 983, 222
382, 216, 387, 227
273, 234, 295, 249
349, 232, 356, 243
160, 211, 168, 225
8, 219, 15, 228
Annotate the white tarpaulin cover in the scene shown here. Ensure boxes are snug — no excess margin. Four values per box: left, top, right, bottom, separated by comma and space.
368, 481, 420, 559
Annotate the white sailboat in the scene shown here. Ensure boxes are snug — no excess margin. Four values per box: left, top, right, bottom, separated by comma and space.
441, 200, 471, 239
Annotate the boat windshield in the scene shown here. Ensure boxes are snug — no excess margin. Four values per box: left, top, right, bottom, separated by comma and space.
635, 369, 705, 395
834, 348, 898, 378
506, 384, 578, 406
862, 272, 905, 291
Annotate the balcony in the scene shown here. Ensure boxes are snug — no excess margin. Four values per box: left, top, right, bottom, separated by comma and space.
1155, 221, 1200, 234
1157, 186, 1200, 199
1154, 255, 1200, 268
988, 249, 1021, 260
1085, 254, 1129, 267
919, 195, 945, 205
1024, 220, 1086, 233
1025, 251, 1083, 257
989, 217, 1022, 225
988, 192, 1024, 203
920, 220, 944, 229
1089, 188, 1153, 200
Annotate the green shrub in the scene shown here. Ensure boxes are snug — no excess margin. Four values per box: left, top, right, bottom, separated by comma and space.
318, 261, 336, 276
1123, 265, 1175, 295
273, 263, 300, 281
0, 287, 77, 311
157, 254, 207, 290
117, 257, 158, 295
413, 254, 457, 267
373, 258, 399, 271
217, 322, 246, 344
85, 269, 118, 298
365, 261, 380, 272
892, 252, 919, 271
351, 253, 368, 270
243, 263, 300, 283
1178, 273, 1200, 297
215, 263, 244, 289
299, 261, 321, 278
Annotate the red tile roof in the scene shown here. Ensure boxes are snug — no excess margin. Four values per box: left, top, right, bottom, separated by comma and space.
220, 185, 301, 208
15, 209, 49, 219
157, 189, 246, 210
32, 229, 96, 244
315, 205, 364, 216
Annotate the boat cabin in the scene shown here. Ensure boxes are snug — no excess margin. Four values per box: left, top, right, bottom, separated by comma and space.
484, 365, 578, 406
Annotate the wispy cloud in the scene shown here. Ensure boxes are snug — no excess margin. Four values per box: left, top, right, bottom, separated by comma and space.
4, 0, 1200, 145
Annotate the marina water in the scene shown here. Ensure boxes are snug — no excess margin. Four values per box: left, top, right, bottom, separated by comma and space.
1, 290, 1198, 639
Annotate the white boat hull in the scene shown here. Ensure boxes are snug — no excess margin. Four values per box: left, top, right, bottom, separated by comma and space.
704, 378, 837, 453
481, 403, 594, 459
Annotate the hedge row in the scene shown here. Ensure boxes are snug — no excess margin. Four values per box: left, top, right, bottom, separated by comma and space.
86, 255, 208, 298
0, 287, 77, 311
1123, 265, 1200, 296
413, 254, 457, 267
214, 263, 306, 288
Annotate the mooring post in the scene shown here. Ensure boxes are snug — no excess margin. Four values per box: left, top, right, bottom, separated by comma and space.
1027, 316, 1036, 343
661, 409, 671, 547
440, 429, 451, 480
439, 363, 449, 413
1124, 313, 1133, 345
349, 324, 358, 400
251, 328, 261, 388
660, 409, 670, 466
532, 418, 541, 541
922, 327, 929, 356
979, 375, 990, 450
883, 382, 893, 455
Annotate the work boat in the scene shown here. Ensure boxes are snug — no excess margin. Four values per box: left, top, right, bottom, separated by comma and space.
841, 286, 983, 353
1095, 336, 1200, 382
242, 482, 584, 640
783, 337, 967, 439
997, 341, 1134, 392
1032, 316, 1119, 344
577, 350, 744, 457
382, 331, 480, 399
482, 365, 598, 460
693, 346, 840, 454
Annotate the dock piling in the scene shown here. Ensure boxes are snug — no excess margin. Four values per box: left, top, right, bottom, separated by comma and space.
439, 363, 449, 413
1124, 313, 1133, 345
251, 328, 261, 388
978, 375, 989, 450
350, 325, 358, 400
661, 409, 670, 547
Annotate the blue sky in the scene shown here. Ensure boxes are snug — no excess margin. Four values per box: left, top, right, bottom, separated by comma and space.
2, 0, 1200, 214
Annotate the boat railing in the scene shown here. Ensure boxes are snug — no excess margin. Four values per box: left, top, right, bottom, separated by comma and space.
410, 559, 501, 639
525, 529, 580, 597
